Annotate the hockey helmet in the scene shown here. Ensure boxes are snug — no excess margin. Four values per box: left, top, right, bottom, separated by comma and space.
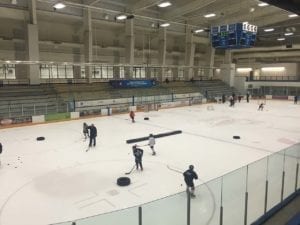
189, 165, 194, 170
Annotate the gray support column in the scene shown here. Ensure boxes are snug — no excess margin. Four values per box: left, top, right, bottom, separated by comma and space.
296, 63, 300, 81
224, 50, 232, 64
113, 50, 121, 79
14, 42, 27, 80
125, 19, 135, 79
28, 0, 37, 25
206, 46, 215, 79
72, 36, 82, 80
158, 28, 166, 82
83, 8, 93, 83
220, 50, 235, 87
172, 56, 180, 81
27, 0, 40, 85
185, 28, 195, 81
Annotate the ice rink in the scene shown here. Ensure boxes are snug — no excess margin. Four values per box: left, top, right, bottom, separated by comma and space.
0, 100, 299, 225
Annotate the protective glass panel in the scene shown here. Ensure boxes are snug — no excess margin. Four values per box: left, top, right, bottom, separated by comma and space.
222, 167, 247, 225
191, 177, 221, 225
284, 146, 299, 198
267, 153, 284, 211
247, 157, 268, 224
143, 192, 186, 225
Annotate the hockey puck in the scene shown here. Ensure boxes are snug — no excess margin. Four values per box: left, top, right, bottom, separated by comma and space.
36, 136, 45, 141
144, 117, 149, 120
233, 136, 241, 139
117, 177, 131, 186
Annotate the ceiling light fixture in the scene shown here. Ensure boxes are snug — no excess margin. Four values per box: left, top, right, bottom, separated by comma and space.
284, 32, 294, 36
277, 38, 285, 41
160, 23, 170, 27
53, 2, 66, 9
194, 29, 204, 33
288, 14, 298, 18
264, 28, 274, 32
237, 68, 252, 72
116, 15, 127, 20
158, 1, 172, 8
261, 67, 285, 72
204, 13, 216, 18
258, 2, 268, 7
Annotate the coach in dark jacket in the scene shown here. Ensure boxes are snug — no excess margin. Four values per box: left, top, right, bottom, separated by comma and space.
88, 124, 97, 147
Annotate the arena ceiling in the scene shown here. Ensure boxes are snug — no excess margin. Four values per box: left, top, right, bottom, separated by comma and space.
0, 0, 299, 45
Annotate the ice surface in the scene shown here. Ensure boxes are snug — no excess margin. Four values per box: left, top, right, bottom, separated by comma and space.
0, 100, 299, 225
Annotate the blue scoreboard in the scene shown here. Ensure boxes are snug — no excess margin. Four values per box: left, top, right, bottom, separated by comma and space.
211, 22, 257, 49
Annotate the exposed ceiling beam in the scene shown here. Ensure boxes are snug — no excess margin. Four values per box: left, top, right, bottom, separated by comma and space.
212, 6, 279, 26
253, 14, 297, 27
88, 0, 102, 6
0, 7, 28, 21
184, 0, 247, 23
162, 0, 217, 20
130, 0, 161, 12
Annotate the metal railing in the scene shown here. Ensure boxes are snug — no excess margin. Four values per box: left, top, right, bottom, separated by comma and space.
251, 76, 299, 81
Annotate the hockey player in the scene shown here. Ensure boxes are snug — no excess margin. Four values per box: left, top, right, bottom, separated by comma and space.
222, 94, 226, 103
83, 122, 89, 139
133, 145, 143, 171
294, 96, 298, 104
0, 142, 2, 167
148, 134, 156, 155
229, 96, 234, 107
183, 165, 198, 198
258, 103, 264, 111
246, 92, 250, 103
87, 124, 97, 147
129, 110, 135, 123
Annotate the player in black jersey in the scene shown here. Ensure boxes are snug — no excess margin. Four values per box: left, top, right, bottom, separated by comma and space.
133, 145, 143, 171
183, 165, 198, 197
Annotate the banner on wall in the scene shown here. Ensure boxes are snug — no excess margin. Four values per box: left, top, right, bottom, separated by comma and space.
109, 79, 157, 88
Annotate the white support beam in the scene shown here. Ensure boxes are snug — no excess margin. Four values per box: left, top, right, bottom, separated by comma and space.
130, 0, 161, 12
162, 0, 217, 20
83, 8, 93, 83
125, 19, 135, 79
0, 7, 28, 21
212, 6, 278, 26
28, 0, 37, 25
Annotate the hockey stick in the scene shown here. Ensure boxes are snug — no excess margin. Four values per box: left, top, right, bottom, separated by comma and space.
166, 165, 182, 174
86, 146, 91, 152
125, 165, 136, 175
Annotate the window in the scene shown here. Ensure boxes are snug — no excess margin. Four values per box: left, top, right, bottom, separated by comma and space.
40, 64, 51, 78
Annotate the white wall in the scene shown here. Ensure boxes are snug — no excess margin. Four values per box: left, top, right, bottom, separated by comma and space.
236, 63, 298, 77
